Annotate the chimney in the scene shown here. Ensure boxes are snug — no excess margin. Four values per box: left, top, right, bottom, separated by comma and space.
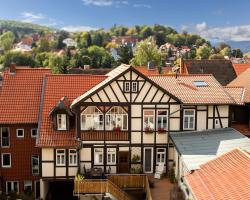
179, 58, 184, 74
83, 65, 91, 70
9, 63, 16, 74
147, 61, 155, 70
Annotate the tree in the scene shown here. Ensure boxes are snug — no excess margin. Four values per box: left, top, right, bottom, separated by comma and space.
92, 33, 103, 46
48, 55, 68, 74
196, 44, 212, 59
35, 52, 51, 67
154, 32, 166, 46
232, 48, 243, 58
1, 51, 35, 68
130, 37, 161, 66
78, 32, 92, 48
37, 38, 50, 52
209, 54, 225, 60
140, 27, 153, 39
220, 47, 231, 57
56, 30, 69, 49
117, 44, 133, 64
0, 31, 15, 52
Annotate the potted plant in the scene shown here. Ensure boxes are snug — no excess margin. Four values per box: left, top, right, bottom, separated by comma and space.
113, 126, 121, 133
131, 154, 140, 164
145, 126, 153, 134
158, 127, 166, 133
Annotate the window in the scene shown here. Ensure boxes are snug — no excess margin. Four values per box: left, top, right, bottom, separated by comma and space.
215, 119, 221, 128
143, 110, 155, 130
57, 114, 67, 130
1, 127, 9, 147
16, 129, 24, 138
6, 181, 19, 194
2, 153, 11, 168
157, 110, 168, 131
106, 106, 128, 131
94, 148, 103, 165
56, 150, 65, 166
156, 148, 166, 164
132, 82, 138, 92
193, 81, 208, 87
32, 156, 39, 175
24, 180, 32, 192
81, 107, 104, 130
124, 82, 130, 92
107, 148, 116, 165
183, 109, 195, 130
31, 129, 38, 138
69, 149, 77, 166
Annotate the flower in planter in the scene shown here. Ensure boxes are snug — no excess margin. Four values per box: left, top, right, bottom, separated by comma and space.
158, 127, 166, 133
113, 126, 121, 132
144, 126, 154, 134
88, 127, 96, 131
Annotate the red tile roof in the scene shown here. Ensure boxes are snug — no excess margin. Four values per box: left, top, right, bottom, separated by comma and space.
223, 86, 245, 105
37, 74, 107, 147
149, 74, 236, 105
0, 67, 51, 124
232, 63, 250, 76
185, 148, 250, 200
134, 67, 173, 76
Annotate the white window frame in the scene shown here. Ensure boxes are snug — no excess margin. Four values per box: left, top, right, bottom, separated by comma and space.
31, 155, 39, 175
24, 180, 32, 191
6, 181, 19, 194
57, 114, 67, 130
157, 110, 168, 131
31, 129, 38, 138
183, 109, 195, 130
105, 106, 128, 131
81, 106, 104, 130
156, 148, 166, 164
143, 110, 155, 130
69, 149, 78, 166
94, 148, 103, 165
2, 153, 11, 168
124, 81, 130, 92
107, 148, 116, 165
56, 149, 66, 166
132, 82, 138, 92
16, 129, 24, 138
1, 127, 10, 148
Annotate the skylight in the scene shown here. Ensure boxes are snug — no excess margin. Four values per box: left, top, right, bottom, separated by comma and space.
193, 81, 208, 87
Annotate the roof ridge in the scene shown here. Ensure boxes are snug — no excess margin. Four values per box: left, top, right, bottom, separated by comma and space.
149, 74, 214, 77
46, 74, 108, 77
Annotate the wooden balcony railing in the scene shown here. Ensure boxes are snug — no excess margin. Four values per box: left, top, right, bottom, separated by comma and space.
81, 131, 129, 141
74, 179, 130, 200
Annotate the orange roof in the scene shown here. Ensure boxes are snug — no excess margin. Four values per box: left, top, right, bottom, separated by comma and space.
224, 86, 245, 105
232, 63, 250, 76
228, 68, 250, 103
0, 67, 51, 124
185, 148, 250, 200
134, 67, 173, 76
149, 74, 236, 105
37, 74, 107, 147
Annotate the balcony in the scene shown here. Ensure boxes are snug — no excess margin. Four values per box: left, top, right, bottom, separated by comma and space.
80, 131, 129, 141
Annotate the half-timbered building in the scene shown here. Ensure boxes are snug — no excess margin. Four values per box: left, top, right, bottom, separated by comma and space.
35, 64, 239, 199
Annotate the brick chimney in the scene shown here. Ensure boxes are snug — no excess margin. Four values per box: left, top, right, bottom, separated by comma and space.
9, 63, 16, 74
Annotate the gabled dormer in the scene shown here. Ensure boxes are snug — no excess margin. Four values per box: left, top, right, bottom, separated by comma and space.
50, 97, 73, 131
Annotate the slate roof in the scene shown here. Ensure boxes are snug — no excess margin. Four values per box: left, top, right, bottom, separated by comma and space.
228, 68, 250, 103
185, 148, 250, 200
0, 67, 51, 124
232, 63, 250, 76
149, 75, 236, 105
169, 128, 250, 171
37, 74, 106, 147
181, 59, 237, 86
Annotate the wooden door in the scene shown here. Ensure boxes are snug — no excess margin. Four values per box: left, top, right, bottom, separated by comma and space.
118, 151, 129, 173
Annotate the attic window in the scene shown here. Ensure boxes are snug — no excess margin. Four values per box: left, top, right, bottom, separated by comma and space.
193, 81, 208, 87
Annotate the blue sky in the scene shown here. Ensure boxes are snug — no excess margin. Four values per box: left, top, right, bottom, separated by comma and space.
1, 0, 250, 41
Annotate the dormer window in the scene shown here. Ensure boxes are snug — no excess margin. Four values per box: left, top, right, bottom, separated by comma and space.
57, 114, 67, 130
124, 82, 130, 92
132, 82, 138, 92
124, 81, 138, 92
193, 81, 208, 87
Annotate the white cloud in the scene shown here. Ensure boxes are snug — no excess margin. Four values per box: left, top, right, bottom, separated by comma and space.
196, 22, 207, 32
61, 25, 98, 32
81, 0, 128, 7
195, 22, 250, 41
133, 4, 152, 8
21, 12, 45, 23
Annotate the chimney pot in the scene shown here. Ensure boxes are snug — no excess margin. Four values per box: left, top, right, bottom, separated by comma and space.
9, 63, 16, 74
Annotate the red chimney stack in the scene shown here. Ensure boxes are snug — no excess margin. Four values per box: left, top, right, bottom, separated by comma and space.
9, 63, 16, 74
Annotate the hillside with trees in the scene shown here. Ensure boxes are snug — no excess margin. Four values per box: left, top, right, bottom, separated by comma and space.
0, 20, 246, 73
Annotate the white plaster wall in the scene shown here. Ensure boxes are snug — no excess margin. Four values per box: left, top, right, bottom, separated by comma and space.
80, 148, 91, 161
143, 133, 154, 143
156, 133, 168, 144
131, 105, 141, 117
131, 132, 141, 144
40, 179, 49, 200
42, 163, 54, 177
56, 167, 66, 177
131, 118, 141, 131
119, 147, 129, 151
144, 86, 158, 102
169, 118, 180, 131
106, 166, 116, 173
169, 105, 181, 117
42, 148, 54, 161
216, 105, 229, 117
197, 111, 207, 131
68, 167, 78, 176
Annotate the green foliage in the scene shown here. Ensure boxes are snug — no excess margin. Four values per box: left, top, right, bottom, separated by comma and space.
140, 26, 154, 39
117, 44, 133, 65
1, 51, 35, 68
196, 44, 212, 59
232, 48, 243, 58
0, 31, 15, 51
48, 55, 68, 74
130, 37, 161, 66
209, 54, 225, 60
35, 52, 51, 67
37, 38, 51, 52
131, 154, 140, 164
220, 47, 231, 57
